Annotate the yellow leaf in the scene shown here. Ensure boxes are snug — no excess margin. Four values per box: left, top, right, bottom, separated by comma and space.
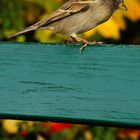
2, 120, 21, 134
85, 18, 121, 40
35, 30, 54, 42
124, 0, 140, 21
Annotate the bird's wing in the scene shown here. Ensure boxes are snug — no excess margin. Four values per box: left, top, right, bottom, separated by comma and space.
8, 0, 94, 38
33, 0, 93, 28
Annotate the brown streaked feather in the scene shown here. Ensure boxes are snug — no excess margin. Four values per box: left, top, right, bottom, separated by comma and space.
8, 25, 38, 38
41, 2, 90, 26
8, 1, 93, 38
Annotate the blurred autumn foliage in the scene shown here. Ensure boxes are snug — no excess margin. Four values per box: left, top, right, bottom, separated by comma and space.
1, 120, 140, 140
0, 0, 140, 44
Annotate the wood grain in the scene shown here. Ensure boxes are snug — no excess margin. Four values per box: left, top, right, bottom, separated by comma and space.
0, 42, 140, 128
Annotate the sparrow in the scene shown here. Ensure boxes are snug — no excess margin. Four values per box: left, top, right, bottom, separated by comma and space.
8, 0, 127, 52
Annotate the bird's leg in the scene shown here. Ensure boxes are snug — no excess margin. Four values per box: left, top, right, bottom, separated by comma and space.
71, 34, 104, 53
71, 35, 90, 52
76, 36, 91, 52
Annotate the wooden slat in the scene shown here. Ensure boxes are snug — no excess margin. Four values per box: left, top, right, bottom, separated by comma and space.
0, 42, 140, 128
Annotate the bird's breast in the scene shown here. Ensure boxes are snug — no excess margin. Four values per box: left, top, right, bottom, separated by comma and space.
77, 6, 113, 34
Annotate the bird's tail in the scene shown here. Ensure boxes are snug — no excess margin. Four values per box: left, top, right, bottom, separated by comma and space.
8, 25, 38, 39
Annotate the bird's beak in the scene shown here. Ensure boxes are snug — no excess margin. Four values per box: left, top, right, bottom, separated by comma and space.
119, 2, 127, 10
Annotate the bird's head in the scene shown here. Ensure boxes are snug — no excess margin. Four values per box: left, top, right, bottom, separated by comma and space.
114, 0, 127, 11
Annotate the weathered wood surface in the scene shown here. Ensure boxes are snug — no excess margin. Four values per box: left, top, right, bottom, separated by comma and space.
0, 42, 140, 128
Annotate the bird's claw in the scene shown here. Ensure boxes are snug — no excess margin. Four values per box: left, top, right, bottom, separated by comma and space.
79, 41, 105, 53
80, 43, 88, 53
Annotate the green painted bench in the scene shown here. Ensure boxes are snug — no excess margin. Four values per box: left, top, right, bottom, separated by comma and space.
0, 42, 140, 128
